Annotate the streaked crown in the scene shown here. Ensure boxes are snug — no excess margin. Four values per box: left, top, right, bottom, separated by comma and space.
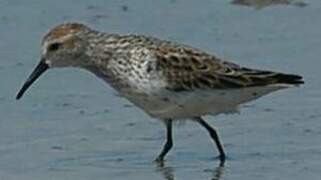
43, 23, 90, 43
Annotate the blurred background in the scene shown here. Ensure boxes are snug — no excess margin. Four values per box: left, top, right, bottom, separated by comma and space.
0, 0, 320, 179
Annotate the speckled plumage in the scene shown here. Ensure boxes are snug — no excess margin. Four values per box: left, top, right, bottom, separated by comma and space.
16, 22, 304, 164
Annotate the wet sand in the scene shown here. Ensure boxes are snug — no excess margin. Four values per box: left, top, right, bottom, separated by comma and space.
0, 0, 320, 179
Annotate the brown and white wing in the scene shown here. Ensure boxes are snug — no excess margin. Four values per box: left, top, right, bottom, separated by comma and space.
152, 46, 303, 91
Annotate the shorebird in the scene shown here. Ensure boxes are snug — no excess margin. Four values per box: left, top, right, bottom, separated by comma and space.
16, 23, 303, 165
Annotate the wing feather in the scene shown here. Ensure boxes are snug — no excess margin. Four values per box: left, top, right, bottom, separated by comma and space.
150, 45, 303, 91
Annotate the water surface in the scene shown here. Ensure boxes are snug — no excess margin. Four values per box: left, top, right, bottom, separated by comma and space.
0, 0, 320, 179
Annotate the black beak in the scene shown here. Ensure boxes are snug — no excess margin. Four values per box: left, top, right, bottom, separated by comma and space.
16, 59, 49, 100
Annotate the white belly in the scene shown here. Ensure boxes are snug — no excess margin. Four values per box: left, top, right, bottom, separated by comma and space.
123, 84, 290, 119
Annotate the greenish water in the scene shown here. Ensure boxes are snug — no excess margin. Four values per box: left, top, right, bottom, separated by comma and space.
0, 0, 320, 179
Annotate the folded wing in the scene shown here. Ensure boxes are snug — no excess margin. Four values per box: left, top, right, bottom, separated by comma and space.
152, 46, 303, 91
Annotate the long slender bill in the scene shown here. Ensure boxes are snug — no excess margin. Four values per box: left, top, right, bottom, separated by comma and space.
16, 59, 49, 100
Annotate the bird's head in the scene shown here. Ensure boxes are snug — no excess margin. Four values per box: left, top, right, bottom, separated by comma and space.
16, 22, 90, 99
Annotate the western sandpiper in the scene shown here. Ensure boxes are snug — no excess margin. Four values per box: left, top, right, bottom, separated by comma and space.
16, 23, 303, 165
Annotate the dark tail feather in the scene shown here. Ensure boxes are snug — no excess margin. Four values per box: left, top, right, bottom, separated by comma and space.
272, 73, 304, 85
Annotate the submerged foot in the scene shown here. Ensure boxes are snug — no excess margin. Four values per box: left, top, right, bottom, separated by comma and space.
213, 154, 226, 166
154, 156, 166, 167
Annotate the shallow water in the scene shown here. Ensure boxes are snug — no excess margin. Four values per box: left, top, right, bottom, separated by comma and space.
1, 0, 321, 179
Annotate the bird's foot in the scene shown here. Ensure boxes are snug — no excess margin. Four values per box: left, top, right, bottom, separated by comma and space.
154, 156, 166, 167
213, 155, 226, 166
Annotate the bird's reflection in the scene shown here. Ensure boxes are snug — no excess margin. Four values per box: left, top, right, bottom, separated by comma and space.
156, 164, 175, 180
211, 165, 224, 180
155, 161, 225, 180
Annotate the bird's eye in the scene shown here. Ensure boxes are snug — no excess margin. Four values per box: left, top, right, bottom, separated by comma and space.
48, 43, 61, 51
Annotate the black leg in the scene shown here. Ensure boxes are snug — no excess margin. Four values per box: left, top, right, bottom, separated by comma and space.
196, 117, 226, 165
155, 119, 173, 162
